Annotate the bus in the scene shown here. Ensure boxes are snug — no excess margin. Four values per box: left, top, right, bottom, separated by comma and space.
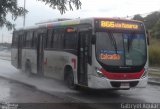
11, 18, 149, 89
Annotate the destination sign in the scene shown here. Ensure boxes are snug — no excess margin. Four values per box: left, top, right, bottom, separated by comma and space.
101, 21, 138, 29
99, 20, 141, 30
100, 53, 121, 60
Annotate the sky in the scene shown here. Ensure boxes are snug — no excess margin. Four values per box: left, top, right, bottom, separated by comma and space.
0, 0, 160, 43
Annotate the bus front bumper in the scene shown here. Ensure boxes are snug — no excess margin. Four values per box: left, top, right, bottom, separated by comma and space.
88, 75, 148, 89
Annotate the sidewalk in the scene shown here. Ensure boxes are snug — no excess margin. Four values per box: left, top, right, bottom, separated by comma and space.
148, 67, 160, 85
0, 50, 11, 61
148, 77, 160, 85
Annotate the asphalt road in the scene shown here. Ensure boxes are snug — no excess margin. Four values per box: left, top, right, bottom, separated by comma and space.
0, 77, 94, 109
0, 77, 64, 103
0, 59, 160, 109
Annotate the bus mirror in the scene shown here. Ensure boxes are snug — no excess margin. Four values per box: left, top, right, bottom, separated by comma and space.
91, 35, 96, 44
146, 30, 150, 45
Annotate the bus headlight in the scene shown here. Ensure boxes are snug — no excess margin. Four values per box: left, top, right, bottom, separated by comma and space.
96, 68, 105, 77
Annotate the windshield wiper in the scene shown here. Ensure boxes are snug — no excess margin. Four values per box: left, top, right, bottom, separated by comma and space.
108, 32, 118, 54
127, 33, 134, 52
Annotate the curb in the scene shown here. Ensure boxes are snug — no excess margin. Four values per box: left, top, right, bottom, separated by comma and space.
0, 58, 11, 61
148, 81, 160, 85
0, 76, 37, 90
0, 57, 11, 61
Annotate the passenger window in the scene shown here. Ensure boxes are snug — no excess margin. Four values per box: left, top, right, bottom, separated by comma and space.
46, 29, 54, 48
32, 32, 37, 48
25, 31, 33, 48
53, 29, 64, 49
12, 32, 18, 48
64, 31, 77, 49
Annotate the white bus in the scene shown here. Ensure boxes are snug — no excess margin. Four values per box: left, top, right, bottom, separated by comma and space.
11, 18, 149, 89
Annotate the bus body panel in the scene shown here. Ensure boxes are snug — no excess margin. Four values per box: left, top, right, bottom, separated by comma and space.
11, 17, 148, 90
21, 49, 37, 74
11, 48, 18, 68
43, 50, 78, 83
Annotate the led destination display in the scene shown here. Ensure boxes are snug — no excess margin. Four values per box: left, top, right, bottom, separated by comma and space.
95, 19, 143, 31
101, 21, 138, 29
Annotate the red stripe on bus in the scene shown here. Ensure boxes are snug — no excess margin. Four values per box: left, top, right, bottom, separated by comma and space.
101, 68, 144, 80
44, 58, 48, 65
71, 58, 76, 69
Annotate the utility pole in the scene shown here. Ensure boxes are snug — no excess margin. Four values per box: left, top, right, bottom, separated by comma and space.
23, 0, 26, 27
1, 33, 3, 44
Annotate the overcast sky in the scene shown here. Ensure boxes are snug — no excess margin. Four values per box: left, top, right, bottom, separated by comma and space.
1, 0, 160, 43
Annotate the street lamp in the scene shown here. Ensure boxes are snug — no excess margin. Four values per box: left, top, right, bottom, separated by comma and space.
23, 0, 26, 27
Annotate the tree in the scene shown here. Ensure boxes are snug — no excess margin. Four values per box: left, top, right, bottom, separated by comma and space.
151, 19, 160, 39
144, 11, 160, 30
37, 0, 82, 14
0, 0, 26, 30
133, 14, 144, 21
0, 0, 81, 30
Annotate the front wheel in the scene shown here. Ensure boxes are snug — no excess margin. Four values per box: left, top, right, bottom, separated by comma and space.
66, 72, 77, 89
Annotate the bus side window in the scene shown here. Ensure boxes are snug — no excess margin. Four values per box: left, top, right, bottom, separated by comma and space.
25, 31, 33, 48
53, 30, 59, 49
52, 29, 64, 49
22, 32, 26, 48
46, 29, 54, 49
12, 32, 18, 48
32, 31, 37, 48
58, 29, 64, 49
31, 32, 34, 48
64, 31, 77, 49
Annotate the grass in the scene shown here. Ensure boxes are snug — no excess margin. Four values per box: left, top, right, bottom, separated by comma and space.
149, 39, 160, 67
149, 71, 160, 78
148, 39, 160, 81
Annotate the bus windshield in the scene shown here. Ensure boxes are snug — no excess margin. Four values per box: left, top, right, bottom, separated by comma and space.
96, 32, 147, 66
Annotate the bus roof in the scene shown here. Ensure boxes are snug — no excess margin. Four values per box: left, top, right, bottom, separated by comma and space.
15, 17, 143, 31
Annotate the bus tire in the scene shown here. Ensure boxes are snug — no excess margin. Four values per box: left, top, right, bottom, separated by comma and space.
25, 60, 31, 76
65, 69, 77, 90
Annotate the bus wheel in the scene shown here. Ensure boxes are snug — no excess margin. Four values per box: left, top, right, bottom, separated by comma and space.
25, 60, 31, 76
66, 71, 77, 89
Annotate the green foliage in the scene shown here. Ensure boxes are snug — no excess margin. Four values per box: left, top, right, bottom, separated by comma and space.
133, 12, 160, 66
132, 11, 160, 30
144, 11, 160, 30
133, 11, 160, 39
151, 19, 160, 39
0, 0, 26, 30
149, 39, 160, 66
37, 0, 82, 14
0, 0, 81, 30
133, 14, 144, 21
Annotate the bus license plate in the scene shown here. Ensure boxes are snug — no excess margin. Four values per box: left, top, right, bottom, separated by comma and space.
120, 83, 129, 88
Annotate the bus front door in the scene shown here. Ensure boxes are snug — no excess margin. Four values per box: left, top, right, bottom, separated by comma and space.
37, 34, 45, 76
78, 32, 89, 86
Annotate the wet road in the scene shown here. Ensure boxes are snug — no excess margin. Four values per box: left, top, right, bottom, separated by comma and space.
0, 77, 64, 103
69, 84, 160, 103
0, 59, 160, 109
0, 77, 92, 109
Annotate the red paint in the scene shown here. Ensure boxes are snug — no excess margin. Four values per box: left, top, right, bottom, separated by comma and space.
71, 58, 76, 69
47, 24, 53, 28
44, 58, 48, 65
101, 68, 144, 80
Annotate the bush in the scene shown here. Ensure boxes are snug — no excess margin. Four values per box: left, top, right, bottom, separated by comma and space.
149, 39, 160, 66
